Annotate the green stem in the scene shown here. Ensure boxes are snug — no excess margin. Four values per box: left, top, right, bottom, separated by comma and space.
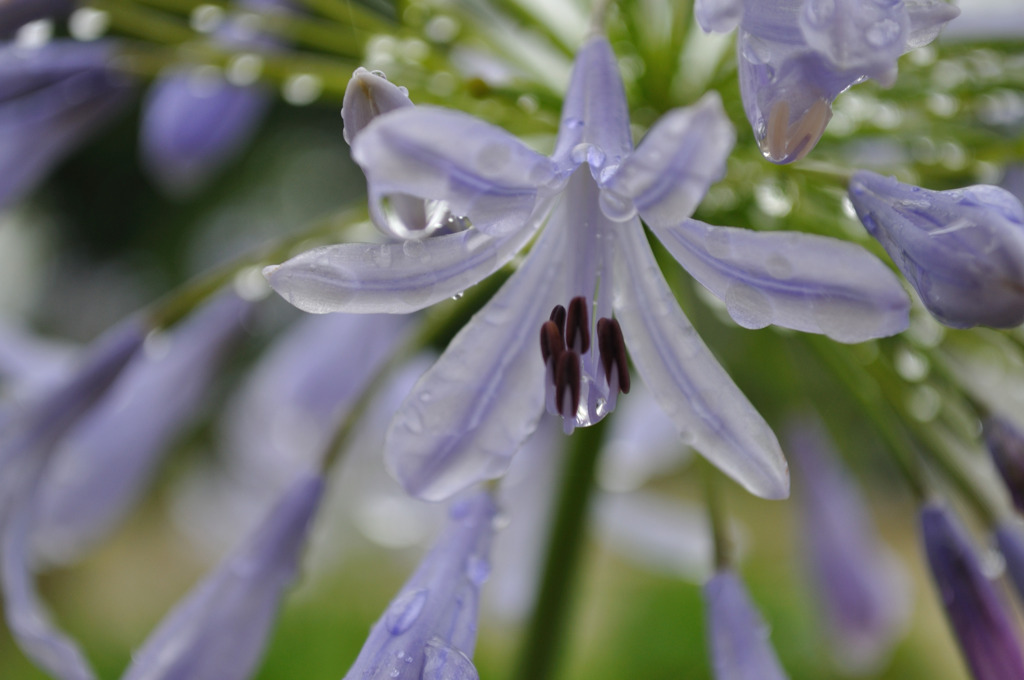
702, 459, 732, 571
511, 418, 608, 680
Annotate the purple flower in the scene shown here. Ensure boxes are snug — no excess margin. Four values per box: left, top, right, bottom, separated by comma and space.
122, 473, 324, 680
267, 36, 909, 502
0, 319, 146, 680
984, 416, 1024, 515
30, 294, 251, 564
138, 0, 291, 196
994, 520, 1024, 607
704, 569, 789, 680
0, 40, 134, 208
786, 417, 908, 673
342, 489, 496, 680
695, 0, 959, 163
920, 503, 1024, 680
849, 170, 1024, 328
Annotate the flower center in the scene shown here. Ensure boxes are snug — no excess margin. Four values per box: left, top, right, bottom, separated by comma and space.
539, 296, 630, 435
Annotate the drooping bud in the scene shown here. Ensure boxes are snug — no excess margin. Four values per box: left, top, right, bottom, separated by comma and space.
849, 171, 1024, 328
983, 416, 1024, 515
704, 569, 789, 680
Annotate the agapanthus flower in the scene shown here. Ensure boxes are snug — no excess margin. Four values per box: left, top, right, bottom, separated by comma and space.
0, 0, 74, 38
268, 33, 910, 502
0, 318, 146, 680
920, 502, 1024, 680
994, 519, 1024, 605
0, 39, 134, 208
139, 0, 291, 196
694, 0, 960, 163
342, 489, 496, 680
704, 569, 789, 680
786, 416, 908, 673
122, 472, 324, 680
849, 170, 1024, 328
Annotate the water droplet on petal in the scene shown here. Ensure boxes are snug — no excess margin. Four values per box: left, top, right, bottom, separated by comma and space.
866, 18, 901, 48
422, 637, 478, 680
724, 284, 773, 329
803, 0, 834, 27
598, 190, 637, 222
765, 254, 793, 280
465, 555, 491, 586
384, 588, 429, 635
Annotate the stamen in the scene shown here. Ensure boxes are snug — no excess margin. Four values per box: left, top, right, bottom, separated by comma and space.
555, 350, 581, 416
597, 317, 631, 394
539, 320, 565, 364
549, 305, 567, 337
565, 296, 590, 354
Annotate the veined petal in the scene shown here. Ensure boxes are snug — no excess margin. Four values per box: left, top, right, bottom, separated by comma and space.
264, 201, 549, 314
385, 222, 568, 501
611, 220, 789, 500
122, 473, 324, 680
551, 35, 633, 173
352, 107, 558, 237
849, 171, 1024, 328
695, 0, 744, 33
649, 217, 910, 342
797, 0, 908, 83
600, 93, 735, 227
704, 569, 789, 680
342, 490, 496, 680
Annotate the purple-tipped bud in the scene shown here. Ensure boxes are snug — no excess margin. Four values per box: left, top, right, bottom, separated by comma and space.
849, 171, 1024, 328
0, 41, 134, 208
122, 473, 324, 680
704, 569, 789, 680
994, 520, 1024, 607
920, 503, 1024, 680
984, 417, 1024, 514
343, 490, 497, 680
786, 418, 908, 673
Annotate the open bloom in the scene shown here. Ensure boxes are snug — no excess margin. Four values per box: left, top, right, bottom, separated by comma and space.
694, 0, 959, 163
267, 34, 909, 502
849, 170, 1024, 328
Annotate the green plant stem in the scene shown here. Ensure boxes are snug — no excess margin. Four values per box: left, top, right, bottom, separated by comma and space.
511, 418, 608, 680
702, 458, 732, 571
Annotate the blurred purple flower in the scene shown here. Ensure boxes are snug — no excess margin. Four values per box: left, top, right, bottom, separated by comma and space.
0, 318, 146, 680
704, 569, 789, 680
268, 35, 909, 503
920, 502, 1024, 680
0, 0, 74, 38
695, 0, 959, 163
983, 416, 1024, 514
342, 489, 496, 680
31, 293, 251, 564
122, 472, 324, 680
849, 170, 1024, 328
138, 0, 292, 196
0, 40, 134, 208
994, 520, 1024, 607
786, 417, 908, 673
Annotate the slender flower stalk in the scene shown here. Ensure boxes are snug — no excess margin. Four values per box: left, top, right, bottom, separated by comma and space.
848, 170, 1024, 329
920, 502, 1024, 680
267, 33, 911, 503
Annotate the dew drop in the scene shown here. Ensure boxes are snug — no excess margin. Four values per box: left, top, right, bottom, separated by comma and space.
451, 291, 465, 300
422, 638, 478, 680
765, 254, 793, 280
384, 588, 429, 635
465, 555, 491, 586
740, 31, 772, 65
476, 143, 512, 176
724, 284, 773, 329
803, 0, 834, 27
704, 226, 732, 259
389, 669, 400, 678
402, 239, 427, 259
564, 117, 584, 129
598, 190, 637, 222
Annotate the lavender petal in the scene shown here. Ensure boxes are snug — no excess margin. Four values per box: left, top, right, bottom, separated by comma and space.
122, 473, 324, 680
849, 171, 1024, 328
385, 222, 567, 501
611, 220, 789, 500
921, 503, 1024, 680
650, 217, 910, 341
704, 569, 789, 680
342, 490, 496, 680
351, 107, 559, 237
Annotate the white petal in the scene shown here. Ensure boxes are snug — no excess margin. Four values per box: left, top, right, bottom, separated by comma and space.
385, 223, 569, 501
611, 221, 789, 499
649, 218, 910, 342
